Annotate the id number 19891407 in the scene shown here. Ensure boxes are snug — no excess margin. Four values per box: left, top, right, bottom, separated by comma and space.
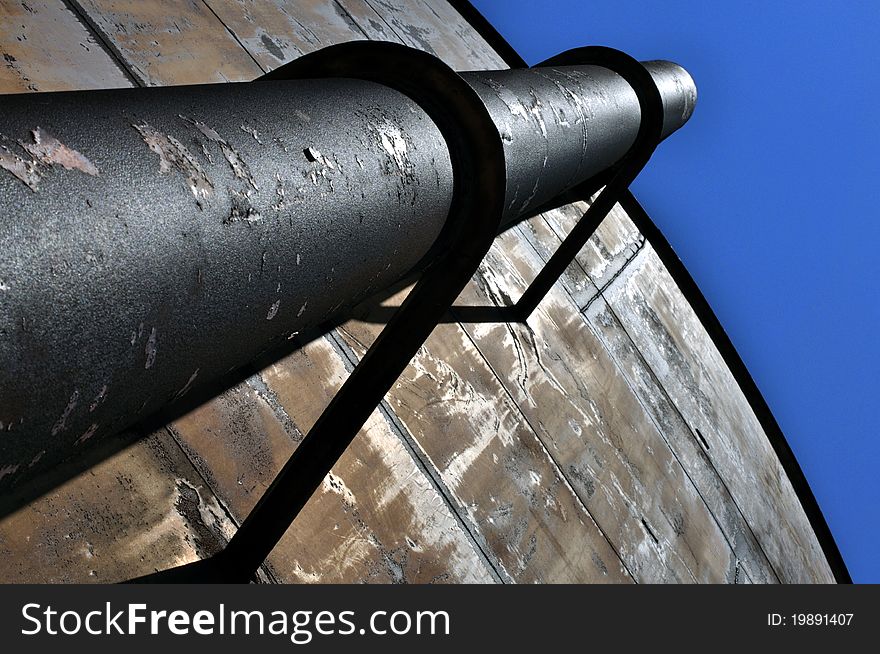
768, 613, 854, 627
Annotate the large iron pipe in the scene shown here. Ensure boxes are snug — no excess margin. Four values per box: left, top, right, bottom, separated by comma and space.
0, 59, 695, 484
465, 61, 696, 217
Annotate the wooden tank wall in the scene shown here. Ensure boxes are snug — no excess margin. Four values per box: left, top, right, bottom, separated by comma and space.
0, 0, 835, 583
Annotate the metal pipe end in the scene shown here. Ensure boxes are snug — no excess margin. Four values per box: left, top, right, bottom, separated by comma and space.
642, 60, 698, 139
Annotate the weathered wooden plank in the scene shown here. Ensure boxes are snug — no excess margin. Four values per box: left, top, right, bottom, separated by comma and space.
0, 0, 131, 92
542, 199, 645, 303
199, 0, 499, 74
0, 429, 235, 583
168, 382, 301, 526
516, 206, 777, 582
200, 0, 379, 71
513, 214, 600, 310
169, 356, 496, 583
71, 0, 263, 85
360, 0, 505, 70
256, 339, 495, 583
337, 299, 632, 583
333, 0, 405, 41
583, 295, 778, 583
601, 244, 835, 583
514, 201, 644, 314
504, 191, 781, 584
453, 230, 749, 583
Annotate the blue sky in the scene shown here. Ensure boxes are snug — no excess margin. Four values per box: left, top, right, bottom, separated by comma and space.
473, 0, 879, 582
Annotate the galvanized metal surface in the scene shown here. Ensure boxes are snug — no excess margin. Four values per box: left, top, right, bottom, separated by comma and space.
0, 0, 839, 584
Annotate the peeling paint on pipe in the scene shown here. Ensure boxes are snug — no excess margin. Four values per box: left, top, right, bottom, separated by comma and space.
0, 60, 695, 486
460, 61, 695, 217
